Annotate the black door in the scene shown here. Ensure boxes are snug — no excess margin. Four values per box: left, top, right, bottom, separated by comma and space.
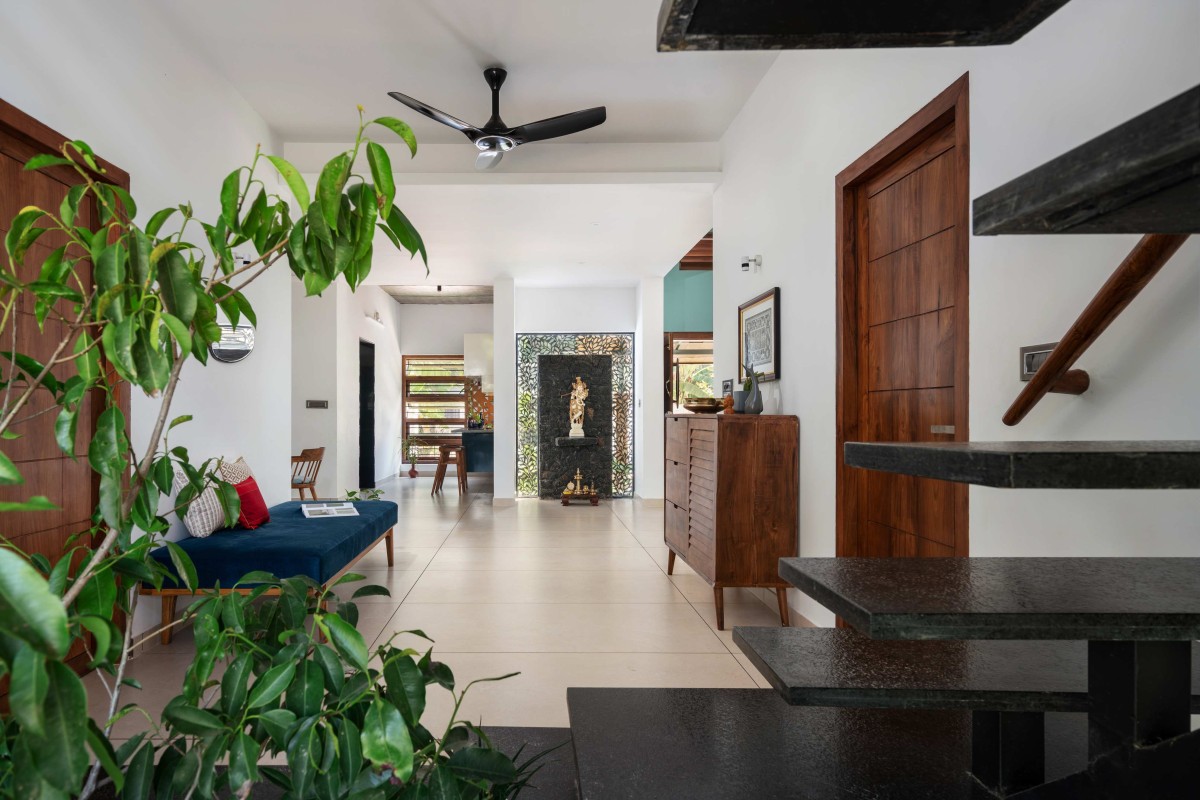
358, 340, 376, 489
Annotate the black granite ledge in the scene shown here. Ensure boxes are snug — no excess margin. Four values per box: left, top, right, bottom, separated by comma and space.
554, 436, 601, 447
780, 557, 1200, 641
843, 440, 1200, 489
568, 688, 1087, 799
734, 627, 1200, 713
973, 85, 1200, 235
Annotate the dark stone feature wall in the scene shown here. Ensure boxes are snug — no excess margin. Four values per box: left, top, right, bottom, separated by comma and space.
538, 355, 613, 498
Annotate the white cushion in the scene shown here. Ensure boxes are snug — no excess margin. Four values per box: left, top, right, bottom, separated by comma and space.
173, 471, 226, 538
218, 456, 255, 485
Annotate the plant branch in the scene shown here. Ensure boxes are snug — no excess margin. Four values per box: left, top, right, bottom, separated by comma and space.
79, 589, 139, 800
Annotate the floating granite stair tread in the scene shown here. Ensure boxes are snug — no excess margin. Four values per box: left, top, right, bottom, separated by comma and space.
973, 84, 1200, 234
842, 440, 1200, 489
780, 557, 1200, 640
553, 436, 601, 447
567, 687, 1086, 799
657, 0, 1072, 51
733, 627, 1200, 713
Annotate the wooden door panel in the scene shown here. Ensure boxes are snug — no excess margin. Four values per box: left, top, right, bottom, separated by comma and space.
867, 308, 956, 391
866, 227, 957, 325
665, 416, 688, 462
866, 149, 957, 260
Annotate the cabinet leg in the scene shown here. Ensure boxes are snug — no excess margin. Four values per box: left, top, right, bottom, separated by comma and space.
775, 588, 790, 627
667, 549, 676, 575
714, 587, 725, 631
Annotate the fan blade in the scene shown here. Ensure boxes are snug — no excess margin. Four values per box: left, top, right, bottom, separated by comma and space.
507, 107, 606, 145
388, 91, 481, 136
475, 149, 504, 171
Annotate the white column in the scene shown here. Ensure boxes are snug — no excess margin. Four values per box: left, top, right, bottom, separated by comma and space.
492, 277, 517, 505
635, 276, 665, 500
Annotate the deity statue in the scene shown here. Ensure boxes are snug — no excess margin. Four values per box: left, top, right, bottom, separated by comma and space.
568, 376, 588, 437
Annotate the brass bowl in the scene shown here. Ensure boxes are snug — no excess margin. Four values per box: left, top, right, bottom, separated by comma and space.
682, 397, 722, 414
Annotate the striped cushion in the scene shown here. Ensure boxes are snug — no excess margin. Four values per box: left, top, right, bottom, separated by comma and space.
173, 472, 227, 539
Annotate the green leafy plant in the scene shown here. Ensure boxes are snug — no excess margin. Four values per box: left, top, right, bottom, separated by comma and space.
344, 488, 384, 502
0, 110, 538, 798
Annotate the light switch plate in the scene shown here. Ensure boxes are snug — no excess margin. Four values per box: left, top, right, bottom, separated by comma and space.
1019, 342, 1059, 382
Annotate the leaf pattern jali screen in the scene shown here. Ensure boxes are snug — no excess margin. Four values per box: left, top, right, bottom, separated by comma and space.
516, 333, 635, 497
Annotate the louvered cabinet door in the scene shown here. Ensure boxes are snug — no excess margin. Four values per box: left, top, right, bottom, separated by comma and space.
685, 418, 717, 580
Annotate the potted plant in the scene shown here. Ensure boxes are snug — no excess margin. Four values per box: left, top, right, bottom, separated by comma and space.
0, 111, 542, 798
400, 436, 424, 478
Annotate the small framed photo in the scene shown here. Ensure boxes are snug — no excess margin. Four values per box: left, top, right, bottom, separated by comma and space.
721, 379, 734, 396
738, 288, 780, 383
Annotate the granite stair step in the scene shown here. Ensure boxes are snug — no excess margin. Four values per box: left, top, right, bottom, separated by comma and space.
733, 627, 1200, 713
567, 687, 1087, 799
842, 440, 1200, 489
973, 84, 1200, 234
779, 557, 1200, 640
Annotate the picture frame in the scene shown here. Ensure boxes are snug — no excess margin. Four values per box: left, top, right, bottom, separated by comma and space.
721, 379, 734, 396
738, 287, 780, 383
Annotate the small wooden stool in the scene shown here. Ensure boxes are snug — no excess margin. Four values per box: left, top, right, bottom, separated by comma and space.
431, 445, 468, 495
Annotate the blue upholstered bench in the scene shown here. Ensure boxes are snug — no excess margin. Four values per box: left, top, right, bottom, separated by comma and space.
144, 500, 398, 643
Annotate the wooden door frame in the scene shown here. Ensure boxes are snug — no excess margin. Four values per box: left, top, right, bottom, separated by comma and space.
834, 74, 970, 558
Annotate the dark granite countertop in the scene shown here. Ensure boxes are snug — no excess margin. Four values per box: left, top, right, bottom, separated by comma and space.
780, 557, 1200, 641
842, 440, 1200, 489
733, 627, 1200, 713
457, 428, 494, 435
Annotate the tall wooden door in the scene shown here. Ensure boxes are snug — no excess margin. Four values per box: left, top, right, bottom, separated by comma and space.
0, 100, 129, 673
836, 76, 969, 559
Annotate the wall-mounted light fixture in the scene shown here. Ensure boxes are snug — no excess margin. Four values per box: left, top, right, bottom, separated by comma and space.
365, 311, 385, 327
740, 255, 762, 273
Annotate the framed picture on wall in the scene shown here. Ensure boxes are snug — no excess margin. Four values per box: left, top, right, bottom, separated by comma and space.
738, 287, 780, 382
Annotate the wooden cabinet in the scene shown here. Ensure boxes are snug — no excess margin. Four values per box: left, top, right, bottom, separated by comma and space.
664, 414, 799, 630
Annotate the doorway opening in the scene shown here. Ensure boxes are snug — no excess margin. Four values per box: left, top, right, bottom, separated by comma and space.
664, 333, 714, 414
358, 340, 376, 489
835, 75, 970, 560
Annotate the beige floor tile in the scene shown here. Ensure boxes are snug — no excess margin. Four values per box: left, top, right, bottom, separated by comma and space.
733, 653, 774, 689
353, 545, 439, 571
693, 601, 788, 649
425, 546, 661, 572
441, 528, 641, 548
404, 570, 689, 604
645, 545, 694, 575
417, 652, 757, 729
668, 573, 762, 604
451, 517, 632, 533
388, 528, 456, 548
84, 652, 220, 740
383, 603, 726, 653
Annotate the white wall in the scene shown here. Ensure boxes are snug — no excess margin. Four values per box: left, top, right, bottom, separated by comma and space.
0, 0, 294, 636
395, 303, 494, 355
714, 0, 1200, 626
493, 279, 517, 503
515, 287, 638, 332
291, 284, 339, 499
635, 278, 666, 500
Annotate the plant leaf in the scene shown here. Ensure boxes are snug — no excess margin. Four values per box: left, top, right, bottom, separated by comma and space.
367, 141, 395, 219
322, 612, 369, 672
9, 643, 48, 734
88, 406, 126, 479
221, 168, 243, 232
145, 207, 178, 237
163, 701, 224, 736
316, 152, 351, 232
0, 449, 23, 485
30, 662, 90, 790
360, 698, 414, 781
385, 205, 427, 267
86, 717, 124, 793
247, 661, 295, 709
285, 660, 325, 718
222, 652, 253, 716
371, 117, 418, 157
447, 747, 518, 784
266, 154, 311, 212
74, 566, 116, 618
0, 548, 69, 657
164, 540, 198, 592
24, 153, 72, 171
157, 249, 198, 325
383, 656, 426, 727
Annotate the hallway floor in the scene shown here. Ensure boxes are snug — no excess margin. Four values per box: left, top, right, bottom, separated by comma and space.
89, 476, 803, 740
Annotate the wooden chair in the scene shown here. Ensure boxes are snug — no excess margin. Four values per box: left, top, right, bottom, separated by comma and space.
431, 445, 468, 495
291, 447, 324, 500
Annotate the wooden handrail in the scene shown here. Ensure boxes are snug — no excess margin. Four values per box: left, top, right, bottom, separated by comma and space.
1003, 233, 1190, 426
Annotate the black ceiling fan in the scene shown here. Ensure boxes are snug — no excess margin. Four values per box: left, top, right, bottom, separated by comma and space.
389, 67, 606, 171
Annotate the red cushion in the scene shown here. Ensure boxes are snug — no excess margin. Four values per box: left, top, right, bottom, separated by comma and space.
234, 476, 271, 530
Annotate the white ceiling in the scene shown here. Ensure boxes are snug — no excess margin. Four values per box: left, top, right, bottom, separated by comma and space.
158, 0, 775, 145
372, 182, 714, 287
158, 0, 770, 286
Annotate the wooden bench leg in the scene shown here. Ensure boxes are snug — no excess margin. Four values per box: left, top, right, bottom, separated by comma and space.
776, 587, 790, 627
714, 587, 725, 631
386, 527, 395, 567
161, 595, 177, 646
667, 549, 676, 575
